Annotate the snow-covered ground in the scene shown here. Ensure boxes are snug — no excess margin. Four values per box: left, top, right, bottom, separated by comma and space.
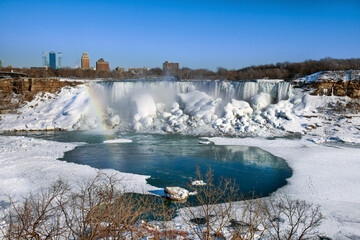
295, 70, 360, 83
0, 135, 159, 205
209, 137, 360, 239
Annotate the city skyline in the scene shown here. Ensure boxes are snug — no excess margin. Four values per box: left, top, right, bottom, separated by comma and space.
42, 51, 62, 69
1, 0, 360, 70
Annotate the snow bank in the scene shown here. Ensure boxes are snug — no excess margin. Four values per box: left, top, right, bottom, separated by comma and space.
209, 137, 360, 239
0, 86, 89, 130
295, 70, 360, 83
0, 84, 122, 131
0, 136, 159, 204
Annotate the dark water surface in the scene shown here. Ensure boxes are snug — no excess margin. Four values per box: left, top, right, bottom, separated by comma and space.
3, 131, 292, 198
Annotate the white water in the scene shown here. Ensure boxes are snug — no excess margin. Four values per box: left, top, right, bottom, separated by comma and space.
94, 79, 291, 122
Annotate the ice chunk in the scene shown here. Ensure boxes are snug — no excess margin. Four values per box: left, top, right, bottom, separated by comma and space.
103, 139, 132, 144
224, 99, 253, 119
191, 180, 206, 186
177, 90, 221, 121
251, 92, 272, 111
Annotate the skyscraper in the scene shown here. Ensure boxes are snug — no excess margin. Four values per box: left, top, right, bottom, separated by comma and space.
42, 52, 49, 67
81, 52, 90, 69
49, 51, 56, 69
57, 52, 62, 69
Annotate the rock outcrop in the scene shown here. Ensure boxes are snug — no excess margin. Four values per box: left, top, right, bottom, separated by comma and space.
293, 71, 360, 98
309, 81, 360, 98
293, 80, 360, 98
0, 77, 80, 112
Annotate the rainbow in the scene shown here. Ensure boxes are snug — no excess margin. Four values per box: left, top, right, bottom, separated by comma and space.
86, 84, 121, 161
86, 84, 109, 132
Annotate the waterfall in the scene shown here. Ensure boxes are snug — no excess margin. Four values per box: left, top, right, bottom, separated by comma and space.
89, 79, 292, 132
97, 79, 291, 104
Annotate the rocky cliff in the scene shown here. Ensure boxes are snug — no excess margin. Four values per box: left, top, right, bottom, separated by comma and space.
0, 78, 80, 113
308, 80, 360, 98
293, 71, 360, 98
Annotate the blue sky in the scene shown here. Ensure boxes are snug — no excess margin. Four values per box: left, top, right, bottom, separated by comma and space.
1, 0, 360, 70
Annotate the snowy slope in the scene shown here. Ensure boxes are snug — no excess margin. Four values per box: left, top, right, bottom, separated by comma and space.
209, 137, 360, 239
295, 70, 360, 83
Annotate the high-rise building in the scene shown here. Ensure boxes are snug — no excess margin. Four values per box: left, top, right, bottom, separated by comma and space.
49, 51, 56, 69
0, 59, 3, 69
163, 61, 179, 74
42, 52, 49, 67
96, 58, 110, 71
57, 52, 62, 69
81, 52, 90, 69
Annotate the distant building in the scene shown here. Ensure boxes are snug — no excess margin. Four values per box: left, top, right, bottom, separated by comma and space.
163, 61, 179, 74
128, 67, 149, 74
49, 51, 56, 69
81, 52, 90, 69
115, 67, 125, 72
57, 52, 62, 69
42, 52, 49, 67
96, 58, 110, 71
0, 59, 3, 68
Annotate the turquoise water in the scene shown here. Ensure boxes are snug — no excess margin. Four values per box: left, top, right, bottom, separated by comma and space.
4, 131, 292, 198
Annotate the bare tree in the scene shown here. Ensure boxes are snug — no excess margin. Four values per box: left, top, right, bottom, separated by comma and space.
230, 199, 266, 240
1, 172, 324, 240
261, 195, 323, 240
180, 168, 240, 240
58, 172, 157, 239
4, 180, 69, 239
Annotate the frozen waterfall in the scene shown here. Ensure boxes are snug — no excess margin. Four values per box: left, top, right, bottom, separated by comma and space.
88, 79, 292, 134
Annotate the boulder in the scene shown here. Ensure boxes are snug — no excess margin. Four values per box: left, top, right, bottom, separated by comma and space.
164, 187, 189, 201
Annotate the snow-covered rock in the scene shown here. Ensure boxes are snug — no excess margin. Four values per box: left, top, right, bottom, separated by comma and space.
164, 187, 190, 201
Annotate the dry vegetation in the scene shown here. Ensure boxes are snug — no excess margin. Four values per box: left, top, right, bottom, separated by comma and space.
1, 171, 323, 239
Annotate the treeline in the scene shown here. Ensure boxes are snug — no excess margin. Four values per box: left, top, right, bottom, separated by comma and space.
2, 57, 360, 80
229, 57, 360, 80
1, 67, 163, 80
